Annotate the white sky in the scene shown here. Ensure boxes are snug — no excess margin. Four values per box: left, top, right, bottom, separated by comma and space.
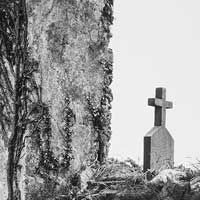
109, 0, 200, 166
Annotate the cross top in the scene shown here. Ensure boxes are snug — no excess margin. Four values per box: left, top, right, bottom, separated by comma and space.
148, 88, 173, 127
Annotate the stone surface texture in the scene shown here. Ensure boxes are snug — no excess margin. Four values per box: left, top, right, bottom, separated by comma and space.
144, 126, 174, 171
0, 0, 113, 199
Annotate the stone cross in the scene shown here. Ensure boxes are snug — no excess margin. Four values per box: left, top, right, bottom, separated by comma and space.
148, 88, 173, 127
143, 88, 174, 172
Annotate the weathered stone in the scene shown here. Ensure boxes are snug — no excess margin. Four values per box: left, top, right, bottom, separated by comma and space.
149, 169, 191, 200
144, 88, 174, 171
80, 166, 95, 190
0, 0, 113, 199
150, 169, 187, 185
144, 126, 174, 171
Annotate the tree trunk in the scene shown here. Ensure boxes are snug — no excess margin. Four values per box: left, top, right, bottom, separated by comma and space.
7, 144, 15, 200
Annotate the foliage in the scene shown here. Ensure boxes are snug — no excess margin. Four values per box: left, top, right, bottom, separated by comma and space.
60, 96, 75, 170
73, 158, 200, 200
102, 0, 114, 25
30, 103, 59, 176
86, 50, 113, 165
86, 92, 112, 164
26, 97, 75, 199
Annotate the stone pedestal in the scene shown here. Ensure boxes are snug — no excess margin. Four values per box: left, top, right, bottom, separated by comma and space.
144, 126, 174, 171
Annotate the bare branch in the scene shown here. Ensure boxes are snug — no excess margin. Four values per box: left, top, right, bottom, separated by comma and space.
0, 81, 13, 115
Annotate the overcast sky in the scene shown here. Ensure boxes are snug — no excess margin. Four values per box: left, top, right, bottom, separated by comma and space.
109, 0, 200, 166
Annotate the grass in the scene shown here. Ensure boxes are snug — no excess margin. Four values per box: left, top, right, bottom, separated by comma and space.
76, 158, 200, 200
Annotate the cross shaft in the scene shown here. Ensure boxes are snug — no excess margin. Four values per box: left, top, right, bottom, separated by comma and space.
148, 88, 173, 127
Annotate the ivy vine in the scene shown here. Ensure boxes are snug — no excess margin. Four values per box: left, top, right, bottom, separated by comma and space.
60, 96, 75, 170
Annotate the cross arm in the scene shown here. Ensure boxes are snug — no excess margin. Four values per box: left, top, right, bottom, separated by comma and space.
148, 98, 173, 109
148, 98, 161, 107
165, 101, 173, 109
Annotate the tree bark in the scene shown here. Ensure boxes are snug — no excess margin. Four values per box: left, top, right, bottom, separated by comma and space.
6, 0, 27, 199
